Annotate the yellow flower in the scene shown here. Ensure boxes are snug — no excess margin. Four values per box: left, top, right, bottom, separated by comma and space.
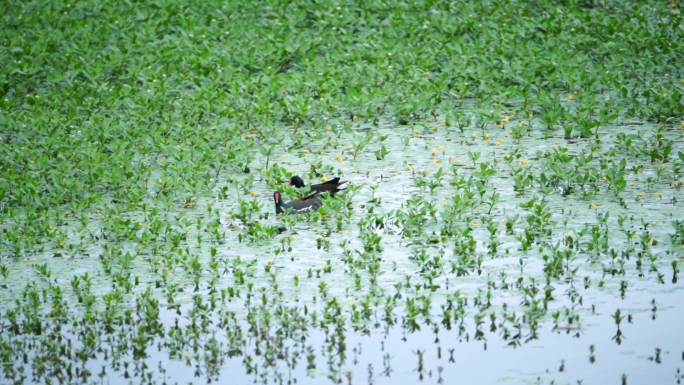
519, 159, 528, 166
590, 202, 598, 209
502, 115, 510, 125
470, 219, 481, 228
496, 139, 503, 148
431, 126, 438, 133
433, 158, 442, 165
431, 145, 444, 157
567, 94, 575, 102
335, 154, 345, 164
483, 133, 491, 140
250, 191, 257, 198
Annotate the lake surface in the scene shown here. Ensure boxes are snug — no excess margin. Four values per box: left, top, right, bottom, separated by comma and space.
1, 118, 683, 385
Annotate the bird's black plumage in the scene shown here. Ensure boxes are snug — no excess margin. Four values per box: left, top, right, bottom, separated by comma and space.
273, 191, 323, 214
289, 176, 346, 195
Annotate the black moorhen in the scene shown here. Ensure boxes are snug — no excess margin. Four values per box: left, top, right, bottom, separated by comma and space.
289, 176, 346, 195
273, 191, 322, 214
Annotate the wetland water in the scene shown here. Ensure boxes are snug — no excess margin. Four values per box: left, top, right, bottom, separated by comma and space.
1, 119, 683, 385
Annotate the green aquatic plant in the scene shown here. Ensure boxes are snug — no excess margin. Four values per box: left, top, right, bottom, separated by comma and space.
1, 1, 683, 384
604, 158, 627, 194
537, 93, 565, 133
415, 168, 445, 194
672, 220, 684, 245
393, 196, 437, 240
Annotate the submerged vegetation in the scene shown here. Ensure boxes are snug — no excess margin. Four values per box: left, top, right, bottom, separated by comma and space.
1, 0, 683, 384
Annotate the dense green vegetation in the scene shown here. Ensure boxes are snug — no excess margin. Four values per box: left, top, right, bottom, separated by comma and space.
2, 0, 682, 232
1, 1, 683, 384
